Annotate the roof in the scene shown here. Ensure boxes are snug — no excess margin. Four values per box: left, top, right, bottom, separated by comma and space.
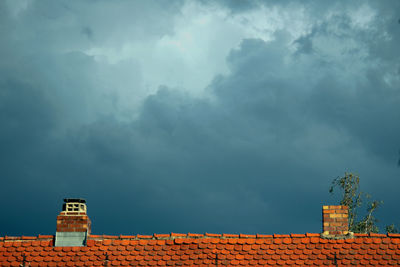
2, 232, 400, 266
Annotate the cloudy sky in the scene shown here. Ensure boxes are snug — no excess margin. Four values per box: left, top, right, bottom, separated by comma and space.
1, 0, 399, 236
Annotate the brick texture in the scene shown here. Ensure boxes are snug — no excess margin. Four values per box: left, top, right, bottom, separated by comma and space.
322, 205, 349, 236
56, 213, 91, 233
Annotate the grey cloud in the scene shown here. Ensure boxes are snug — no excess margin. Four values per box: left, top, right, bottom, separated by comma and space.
81, 27, 93, 40
198, 0, 258, 13
294, 34, 314, 55
0, 0, 399, 237
290, 11, 400, 164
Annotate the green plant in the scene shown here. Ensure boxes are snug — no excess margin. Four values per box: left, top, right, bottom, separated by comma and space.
386, 224, 399, 234
329, 172, 382, 233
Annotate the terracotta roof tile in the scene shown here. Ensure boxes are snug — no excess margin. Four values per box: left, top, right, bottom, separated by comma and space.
2, 233, 400, 266
257, 234, 272, 238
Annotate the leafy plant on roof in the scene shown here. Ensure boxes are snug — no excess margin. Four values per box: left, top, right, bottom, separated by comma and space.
386, 224, 399, 234
329, 172, 383, 234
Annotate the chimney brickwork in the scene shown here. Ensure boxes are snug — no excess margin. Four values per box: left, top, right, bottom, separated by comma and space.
322, 205, 349, 238
55, 198, 91, 247
56, 213, 91, 233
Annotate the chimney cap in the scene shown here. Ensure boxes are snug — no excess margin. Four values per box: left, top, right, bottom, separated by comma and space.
64, 198, 86, 203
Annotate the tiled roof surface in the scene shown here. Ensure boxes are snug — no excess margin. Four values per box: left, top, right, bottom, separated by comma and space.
2, 233, 400, 266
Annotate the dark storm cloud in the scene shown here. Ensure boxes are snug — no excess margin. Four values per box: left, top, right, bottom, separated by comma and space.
198, 0, 258, 13
81, 27, 93, 40
298, 14, 400, 164
1, 0, 399, 237
0, 0, 184, 235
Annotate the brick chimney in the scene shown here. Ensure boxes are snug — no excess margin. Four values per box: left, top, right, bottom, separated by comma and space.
322, 205, 350, 238
55, 198, 91, 247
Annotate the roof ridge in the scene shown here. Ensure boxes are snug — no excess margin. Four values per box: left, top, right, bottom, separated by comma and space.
2, 232, 400, 242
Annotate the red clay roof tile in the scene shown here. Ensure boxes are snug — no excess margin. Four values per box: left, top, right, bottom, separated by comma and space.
2, 233, 400, 266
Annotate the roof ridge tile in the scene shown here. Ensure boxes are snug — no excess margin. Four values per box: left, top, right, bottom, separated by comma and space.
154, 234, 169, 239
354, 233, 368, 237
273, 234, 290, 238
187, 233, 203, 238
102, 235, 118, 239
256, 234, 273, 238
170, 233, 186, 238
88, 234, 101, 238
388, 233, 400, 238
21, 236, 36, 240
290, 234, 305, 238
119, 235, 135, 239
205, 233, 222, 237
223, 234, 239, 238
306, 233, 320, 237
38, 235, 53, 239
136, 234, 152, 239
239, 234, 256, 238
4, 236, 19, 240
369, 233, 386, 237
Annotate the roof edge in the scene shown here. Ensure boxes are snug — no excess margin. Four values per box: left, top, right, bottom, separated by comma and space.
2, 232, 400, 242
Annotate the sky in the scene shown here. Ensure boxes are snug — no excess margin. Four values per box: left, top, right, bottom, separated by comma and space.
1, 0, 399, 237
